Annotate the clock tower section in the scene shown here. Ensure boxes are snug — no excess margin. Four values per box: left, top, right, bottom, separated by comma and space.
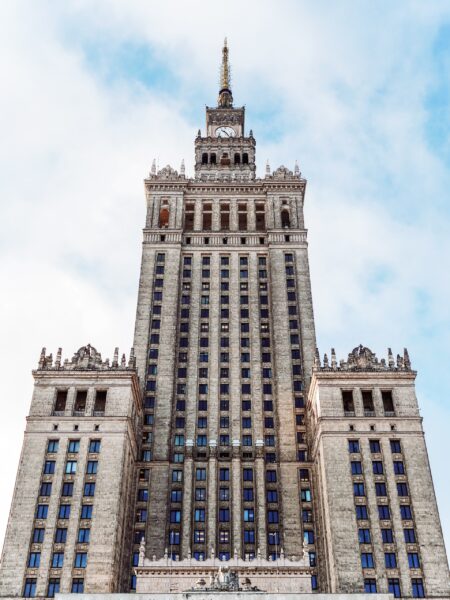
195, 39, 256, 180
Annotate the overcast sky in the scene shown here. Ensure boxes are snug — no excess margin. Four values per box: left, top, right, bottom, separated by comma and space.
1, 1, 449, 555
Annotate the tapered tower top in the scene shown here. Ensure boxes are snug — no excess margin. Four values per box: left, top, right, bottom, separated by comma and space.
218, 38, 233, 108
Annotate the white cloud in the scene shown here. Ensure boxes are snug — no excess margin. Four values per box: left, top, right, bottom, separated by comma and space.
0, 0, 449, 557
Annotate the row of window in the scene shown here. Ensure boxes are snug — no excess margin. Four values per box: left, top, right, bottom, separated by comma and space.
342, 388, 395, 417
364, 577, 425, 598
24, 578, 85, 597
53, 390, 107, 416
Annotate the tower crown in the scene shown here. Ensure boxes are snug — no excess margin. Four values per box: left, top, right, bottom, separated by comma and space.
195, 39, 255, 179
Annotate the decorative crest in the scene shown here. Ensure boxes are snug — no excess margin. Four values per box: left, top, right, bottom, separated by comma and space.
314, 345, 413, 373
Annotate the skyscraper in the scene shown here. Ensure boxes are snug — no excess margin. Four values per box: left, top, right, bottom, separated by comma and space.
1, 40, 449, 600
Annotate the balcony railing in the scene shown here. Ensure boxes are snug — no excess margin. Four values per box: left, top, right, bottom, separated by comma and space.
364, 410, 376, 417
344, 410, 355, 417
384, 411, 396, 417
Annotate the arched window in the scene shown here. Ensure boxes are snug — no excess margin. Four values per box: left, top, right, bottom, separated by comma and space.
202, 153, 208, 164
242, 153, 249, 164
234, 153, 241, 165
159, 206, 170, 228
281, 209, 290, 228
210, 153, 216, 165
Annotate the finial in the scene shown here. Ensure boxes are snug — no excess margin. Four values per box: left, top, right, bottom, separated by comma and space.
331, 348, 337, 369
38, 347, 46, 368
151, 159, 156, 175
180, 159, 185, 176
388, 348, 395, 368
265, 160, 271, 177
323, 353, 329, 368
294, 160, 300, 176
128, 347, 135, 368
55, 348, 62, 368
121, 353, 126, 367
314, 347, 321, 369
112, 347, 119, 368
139, 537, 146, 566
404, 348, 411, 369
218, 38, 233, 108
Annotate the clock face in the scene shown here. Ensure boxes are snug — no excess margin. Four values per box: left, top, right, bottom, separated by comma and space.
216, 126, 236, 138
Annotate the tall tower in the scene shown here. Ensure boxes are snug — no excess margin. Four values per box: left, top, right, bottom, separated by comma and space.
0, 40, 449, 600
132, 39, 317, 583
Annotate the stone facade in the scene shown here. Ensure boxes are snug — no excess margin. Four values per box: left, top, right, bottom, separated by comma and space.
1, 41, 449, 600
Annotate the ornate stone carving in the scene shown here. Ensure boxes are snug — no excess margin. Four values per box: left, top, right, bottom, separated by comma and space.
36, 345, 136, 371
313, 344, 413, 372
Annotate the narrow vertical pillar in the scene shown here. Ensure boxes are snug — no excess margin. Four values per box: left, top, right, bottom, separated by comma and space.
181, 444, 194, 558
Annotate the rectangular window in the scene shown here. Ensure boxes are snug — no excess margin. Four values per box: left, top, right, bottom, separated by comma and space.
81, 504, 93, 519
219, 509, 230, 522
408, 553, 420, 568
385, 552, 397, 568
351, 461, 363, 475
33, 528, 45, 543
359, 528, 371, 543
393, 461, 405, 474
243, 488, 254, 501
71, 579, 84, 594
397, 482, 409, 496
47, 439, 59, 453
348, 439, 360, 453
404, 528, 416, 543
412, 579, 425, 598
400, 505, 412, 520
40, 482, 52, 496
52, 552, 64, 568
65, 460, 77, 474
353, 482, 365, 496
74, 552, 88, 568
36, 504, 49, 519
244, 529, 255, 543
78, 528, 90, 543
382, 528, 394, 543
24, 579, 37, 598
68, 440, 80, 453
356, 505, 368, 520
219, 468, 230, 481
58, 504, 71, 519
243, 509, 254, 522
390, 439, 402, 454
388, 579, 401, 599
195, 509, 205, 522
74, 391, 87, 414
364, 579, 377, 594
361, 553, 374, 568
196, 468, 207, 481
375, 482, 387, 496
47, 579, 60, 598
369, 439, 381, 453
243, 468, 253, 481
28, 552, 41, 568
83, 483, 95, 497
372, 461, 384, 474
54, 528, 67, 543
44, 460, 56, 474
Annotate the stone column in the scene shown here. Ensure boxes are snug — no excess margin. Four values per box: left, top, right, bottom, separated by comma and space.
247, 199, 256, 231
181, 443, 194, 558
232, 442, 242, 556
208, 443, 217, 553
212, 199, 221, 231
255, 442, 267, 557
230, 199, 238, 231
194, 199, 202, 231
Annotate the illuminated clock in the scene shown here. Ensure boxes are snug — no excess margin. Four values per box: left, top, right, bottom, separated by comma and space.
215, 126, 236, 137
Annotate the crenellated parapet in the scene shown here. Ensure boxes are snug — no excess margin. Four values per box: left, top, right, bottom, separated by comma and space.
36, 344, 136, 371
313, 344, 413, 372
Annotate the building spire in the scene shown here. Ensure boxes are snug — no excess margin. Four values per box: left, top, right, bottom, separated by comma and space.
218, 38, 233, 108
